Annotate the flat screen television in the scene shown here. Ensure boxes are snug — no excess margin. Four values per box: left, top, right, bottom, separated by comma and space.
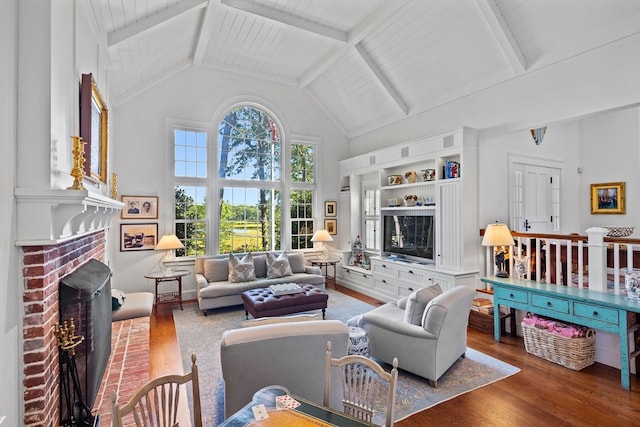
382, 209, 435, 262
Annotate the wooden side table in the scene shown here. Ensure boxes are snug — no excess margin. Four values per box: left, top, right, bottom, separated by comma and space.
309, 258, 340, 289
144, 270, 190, 313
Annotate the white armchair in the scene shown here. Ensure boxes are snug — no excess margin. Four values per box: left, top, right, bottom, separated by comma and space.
351, 285, 475, 387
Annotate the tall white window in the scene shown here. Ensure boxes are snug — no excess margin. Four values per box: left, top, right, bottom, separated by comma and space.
363, 188, 380, 251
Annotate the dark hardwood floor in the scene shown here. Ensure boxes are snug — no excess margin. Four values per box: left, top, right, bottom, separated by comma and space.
150, 287, 639, 426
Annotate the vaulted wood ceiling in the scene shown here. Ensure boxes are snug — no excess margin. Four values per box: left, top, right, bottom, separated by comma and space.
93, 0, 640, 138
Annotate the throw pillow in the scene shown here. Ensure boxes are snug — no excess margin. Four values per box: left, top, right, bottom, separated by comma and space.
228, 253, 256, 283
403, 283, 443, 325
266, 252, 293, 279
111, 289, 126, 310
287, 252, 306, 273
203, 258, 229, 282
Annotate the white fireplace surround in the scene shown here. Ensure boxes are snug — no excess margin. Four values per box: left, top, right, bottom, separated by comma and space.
14, 188, 123, 246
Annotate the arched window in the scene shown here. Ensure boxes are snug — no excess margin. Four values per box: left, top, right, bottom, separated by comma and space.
171, 104, 316, 256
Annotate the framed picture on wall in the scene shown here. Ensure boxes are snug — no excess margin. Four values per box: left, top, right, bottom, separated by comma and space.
324, 201, 337, 217
324, 219, 337, 235
80, 73, 108, 183
590, 182, 626, 214
121, 195, 159, 219
120, 223, 158, 251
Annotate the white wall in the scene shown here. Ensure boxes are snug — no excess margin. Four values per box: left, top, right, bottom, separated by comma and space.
578, 107, 640, 230
1, 0, 20, 425
109, 67, 349, 296
477, 120, 583, 233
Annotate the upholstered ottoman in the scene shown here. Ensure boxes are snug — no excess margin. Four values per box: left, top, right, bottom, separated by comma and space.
242, 285, 329, 319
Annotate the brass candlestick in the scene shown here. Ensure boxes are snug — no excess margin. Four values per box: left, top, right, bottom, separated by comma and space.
111, 172, 118, 199
67, 136, 86, 190
54, 319, 85, 356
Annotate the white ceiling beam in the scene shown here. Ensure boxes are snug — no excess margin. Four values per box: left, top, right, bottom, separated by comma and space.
193, 0, 219, 65
476, 0, 526, 74
108, 0, 207, 49
355, 43, 409, 116
221, 0, 347, 42
298, 0, 409, 88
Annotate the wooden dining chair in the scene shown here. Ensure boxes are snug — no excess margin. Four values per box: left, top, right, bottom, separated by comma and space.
324, 341, 398, 427
111, 353, 202, 427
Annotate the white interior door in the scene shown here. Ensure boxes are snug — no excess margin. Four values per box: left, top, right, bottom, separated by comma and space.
511, 163, 561, 233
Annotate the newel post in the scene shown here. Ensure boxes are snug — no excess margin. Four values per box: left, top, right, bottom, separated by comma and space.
586, 227, 608, 292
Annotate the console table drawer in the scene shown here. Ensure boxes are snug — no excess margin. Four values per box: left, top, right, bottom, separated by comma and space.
495, 287, 528, 304
531, 294, 569, 314
574, 303, 619, 325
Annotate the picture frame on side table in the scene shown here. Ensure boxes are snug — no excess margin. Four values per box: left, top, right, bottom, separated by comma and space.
120, 223, 158, 251
324, 201, 337, 217
121, 195, 159, 219
590, 182, 626, 214
80, 73, 108, 183
325, 219, 337, 235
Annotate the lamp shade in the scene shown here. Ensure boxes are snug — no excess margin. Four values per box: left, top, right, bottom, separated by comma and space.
311, 229, 333, 242
155, 234, 185, 250
481, 223, 515, 247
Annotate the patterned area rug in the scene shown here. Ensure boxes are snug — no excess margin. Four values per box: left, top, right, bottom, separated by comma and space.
173, 289, 520, 425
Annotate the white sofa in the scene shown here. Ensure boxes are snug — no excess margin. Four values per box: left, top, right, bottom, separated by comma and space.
194, 252, 325, 314
220, 320, 349, 418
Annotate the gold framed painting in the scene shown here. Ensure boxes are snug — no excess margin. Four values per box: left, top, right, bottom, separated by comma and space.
80, 73, 108, 183
590, 182, 625, 214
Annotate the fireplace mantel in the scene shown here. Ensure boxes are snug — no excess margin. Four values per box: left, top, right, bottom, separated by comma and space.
15, 188, 124, 246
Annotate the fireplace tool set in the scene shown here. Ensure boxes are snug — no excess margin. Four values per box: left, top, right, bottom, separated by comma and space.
55, 320, 97, 427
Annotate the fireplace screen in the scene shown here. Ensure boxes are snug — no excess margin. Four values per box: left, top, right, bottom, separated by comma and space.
59, 259, 112, 425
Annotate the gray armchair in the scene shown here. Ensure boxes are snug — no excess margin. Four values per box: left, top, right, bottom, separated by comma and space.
351, 285, 475, 387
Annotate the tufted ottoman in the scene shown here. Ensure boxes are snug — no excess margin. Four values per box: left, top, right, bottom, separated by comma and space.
242, 285, 329, 319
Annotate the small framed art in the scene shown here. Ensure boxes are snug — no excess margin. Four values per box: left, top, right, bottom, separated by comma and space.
590, 182, 625, 214
324, 201, 337, 217
121, 195, 159, 219
325, 219, 337, 235
120, 223, 158, 251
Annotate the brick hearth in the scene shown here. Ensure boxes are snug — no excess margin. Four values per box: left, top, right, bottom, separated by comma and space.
92, 316, 150, 426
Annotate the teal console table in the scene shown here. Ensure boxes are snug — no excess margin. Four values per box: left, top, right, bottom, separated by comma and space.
481, 276, 640, 390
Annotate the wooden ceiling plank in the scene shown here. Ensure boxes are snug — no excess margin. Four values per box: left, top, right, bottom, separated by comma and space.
355, 43, 409, 116
298, 0, 409, 88
221, 0, 347, 42
107, 0, 207, 49
476, 0, 526, 74
193, 0, 220, 66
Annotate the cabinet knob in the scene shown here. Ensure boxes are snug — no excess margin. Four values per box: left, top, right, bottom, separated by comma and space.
382, 264, 387, 268
382, 279, 387, 283
408, 270, 414, 274
546, 301, 552, 307
509, 293, 514, 298
593, 311, 598, 316
408, 287, 414, 291
428, 278, 433, 281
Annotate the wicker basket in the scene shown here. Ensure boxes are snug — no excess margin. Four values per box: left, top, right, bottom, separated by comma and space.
521, 322, 596, 371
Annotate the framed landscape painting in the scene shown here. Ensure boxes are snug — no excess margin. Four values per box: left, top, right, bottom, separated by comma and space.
590, 182, 625, 214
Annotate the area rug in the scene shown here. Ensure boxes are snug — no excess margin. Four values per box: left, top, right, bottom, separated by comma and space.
173, 289, 520, 425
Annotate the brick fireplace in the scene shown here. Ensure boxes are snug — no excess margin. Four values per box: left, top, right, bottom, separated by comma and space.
22, 231, 106, 427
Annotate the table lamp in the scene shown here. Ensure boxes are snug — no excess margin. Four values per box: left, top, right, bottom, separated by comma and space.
155, 234, 185, 274
482, 223, 515, 278
311, 229, 333, 260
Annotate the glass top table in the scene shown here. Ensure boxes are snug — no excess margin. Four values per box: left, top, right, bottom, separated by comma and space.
220, 385, 372, 427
